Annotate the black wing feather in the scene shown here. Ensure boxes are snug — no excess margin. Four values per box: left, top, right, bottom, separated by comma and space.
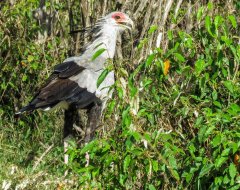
54, 61, 85, 78
17, 61, 98, 114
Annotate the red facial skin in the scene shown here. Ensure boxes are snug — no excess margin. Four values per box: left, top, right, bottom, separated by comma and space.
111, 12, 126, 24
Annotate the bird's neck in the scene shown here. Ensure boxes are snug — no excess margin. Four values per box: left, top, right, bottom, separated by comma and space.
84, 24, 119, 59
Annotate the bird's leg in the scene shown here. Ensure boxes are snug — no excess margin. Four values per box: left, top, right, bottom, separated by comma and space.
84, 103, 101, 167
63, 107, 75, 138
74, 110, 87, 144
84, 103, 102, 143
63, 106, 79, 165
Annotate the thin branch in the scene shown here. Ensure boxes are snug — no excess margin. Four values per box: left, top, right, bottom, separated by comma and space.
33, 144, 54, 171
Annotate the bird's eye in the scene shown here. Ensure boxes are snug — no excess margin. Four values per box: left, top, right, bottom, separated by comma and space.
114, 15, 121, 20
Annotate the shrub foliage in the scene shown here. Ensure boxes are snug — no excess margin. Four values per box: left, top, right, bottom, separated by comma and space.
0, 0, 239, 189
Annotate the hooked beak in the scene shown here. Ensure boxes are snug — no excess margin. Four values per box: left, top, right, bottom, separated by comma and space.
118, 18, 134, 30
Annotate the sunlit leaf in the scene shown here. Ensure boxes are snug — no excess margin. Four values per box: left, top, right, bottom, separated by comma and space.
207, 2, 213, 10
223, 80, 234, 93
97, 69, 109, 88
152, 160, 158, 172
214, 15, 223, 29
146, 54, 155, 67
149, 184, 156, 190
215, 156, 228, 168
124, 155, 131, 172
92, 48, 106, 61
171, 170, 180, 181
27, 55, 34, 62
148, 25, 158, 34
80, 140, 97, 154
229, 163, 237, 179
199, 164, 213, 178
174, 53, 185, 62
205, 16, 214, 37
197, 7, 204, 21
211, 134, 222, 147
195, 59, 206, 76
228, 15, 237, 28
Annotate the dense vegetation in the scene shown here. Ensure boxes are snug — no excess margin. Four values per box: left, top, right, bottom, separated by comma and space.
0, 0, 239, 189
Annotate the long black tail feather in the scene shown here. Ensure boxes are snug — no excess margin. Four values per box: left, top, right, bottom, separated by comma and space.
15, 104, 35, 115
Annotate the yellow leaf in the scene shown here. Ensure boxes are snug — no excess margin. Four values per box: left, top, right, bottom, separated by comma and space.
163, 59, 170, 75
21, 62, 27, 67
27, 55, 34, 62
234, 153, 239, 166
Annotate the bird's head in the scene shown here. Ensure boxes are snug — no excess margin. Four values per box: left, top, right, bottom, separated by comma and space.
104, 12, 134, 31
82, 12, 134, 58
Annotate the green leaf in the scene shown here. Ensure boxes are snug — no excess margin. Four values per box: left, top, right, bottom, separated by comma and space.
184, 172, 194, 183
205, 16, 214, 37
212, 90, 218, 101
130, 86, 137, 97
207, 2, 213, 10
199, 164, 213, 178
92, 48, 106, 61
119, 68, 129, 77
228, 15, 237, 28
123, 155, 131, 172
215, 156, 228, 168
221, 148, 231, 157
144, 133, 151, 142
107, 100, 116, 114
215, 176, 223, 185
119, 174, 127, 186
212, 134, 222, 147
148, 25, 158, 34
27, 55, 34, 62
189, 144, 196, 154
223, 174, 230, 184
97, 69, 109, 88
195, 59, 206, 76
223, 80, 234, 93
152, 160, 158, 172
213, 101, 222, 108
214, 15, 223, 29
167, 30, 173, 40
197, 7, 204, 21
171, 169, 180, 181
221, 36, 232, 46
205, 126, 215, 138
229, 163, 237, 179
80, 140, 97, 154
228, 104, 240, 116
174, 53, 185, 62
149, 184, 156, 190
22, 74, 28, 82
31, 62, 38, 70
117, 87, 124, 99
143, 78, 153, 87
168, 156, 177, 169
138, 38, 148, 49
229, 142, 238, 154
198, 125, 207, 143
132, 131, 141, 141
145, 54, 155, 67
92, 168, 100, 178
122, 107, 131, 127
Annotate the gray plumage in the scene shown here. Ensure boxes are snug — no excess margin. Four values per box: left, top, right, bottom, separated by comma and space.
16, 12, 133, 114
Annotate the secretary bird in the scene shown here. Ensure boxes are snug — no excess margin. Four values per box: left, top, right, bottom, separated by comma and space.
16, 12, 133, 145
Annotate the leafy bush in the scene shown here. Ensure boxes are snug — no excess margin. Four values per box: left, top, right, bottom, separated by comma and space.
67, 4, 240, 189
